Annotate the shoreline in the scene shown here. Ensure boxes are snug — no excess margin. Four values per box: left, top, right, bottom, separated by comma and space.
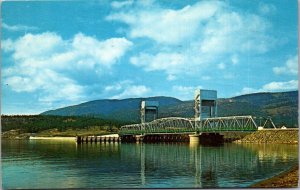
250, 164, 299, 188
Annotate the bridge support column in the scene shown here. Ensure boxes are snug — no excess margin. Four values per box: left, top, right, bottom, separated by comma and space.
135, 135, 145, 143
199, 133, 224, 145
189, 134, 200, 146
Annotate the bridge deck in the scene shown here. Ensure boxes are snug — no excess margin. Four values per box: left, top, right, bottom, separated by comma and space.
119, 116, 268, 135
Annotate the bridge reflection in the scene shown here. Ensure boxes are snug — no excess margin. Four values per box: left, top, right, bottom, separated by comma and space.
119, 142, 297, 188
9, 140, 297, 188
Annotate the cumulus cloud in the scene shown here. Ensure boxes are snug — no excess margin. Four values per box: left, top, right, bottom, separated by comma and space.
108, 0, 274, 79
130, 52, 186, 75
3, 32, 133, 104
238, 80, 298, 95
5, 69, 84, 103
104, 80, 151, 99
273, 55, 298, 75
172, 85, 202, 100
200, 12, 271, 54
262, 80, 298, 91
107, 1, 223, 45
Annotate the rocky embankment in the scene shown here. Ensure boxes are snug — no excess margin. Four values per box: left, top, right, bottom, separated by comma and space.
235, 129, 298, 144
251, 165, 299, 188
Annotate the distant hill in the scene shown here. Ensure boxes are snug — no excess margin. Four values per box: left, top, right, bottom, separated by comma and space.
41, 96, 182, 120
41, 91, 298, 127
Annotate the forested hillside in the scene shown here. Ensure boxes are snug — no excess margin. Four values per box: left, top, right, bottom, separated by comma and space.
41, 91, 298, 127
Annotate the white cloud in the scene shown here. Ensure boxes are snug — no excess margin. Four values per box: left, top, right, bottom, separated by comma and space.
105, 84, 122, 92
71, 33, 133, 66
107, 1, 223, 45
200, 13, 271, 54
37, 71, 85, 103
218, 62, 226, 70
262, 80, 298, 91
111, 0, 133, 9
2, 39, 15, 52
239, 87, 258, 95
130, 52, 186, 74
7, 32, 64, 61
273, 55, 298, 75
172, 85, 202, 100
173, 85, 199, 92
104, 80, 132, 92
5, 69, 84, 103
129, 46, 214, 77
167, 74, 176, 81
3, 32, 133, 105
3, 32, 132, 70
2, 23, 38, 32
104, 80, 151, 99
258, 2, 276, 15
108, 1, 274, 79
238, 80, 298, 95
111, 85, 151, 99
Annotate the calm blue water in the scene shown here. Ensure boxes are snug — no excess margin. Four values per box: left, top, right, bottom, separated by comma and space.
2, 140, 298, 189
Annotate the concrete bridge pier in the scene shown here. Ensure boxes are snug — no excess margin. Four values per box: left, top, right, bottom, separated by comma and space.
200, 133, 224, 145
135, 135, 145, 143
189, 134, 200, 146
189, 133, 224, 145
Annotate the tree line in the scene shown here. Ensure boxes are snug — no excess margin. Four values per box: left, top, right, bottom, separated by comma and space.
1, 115, 127, 133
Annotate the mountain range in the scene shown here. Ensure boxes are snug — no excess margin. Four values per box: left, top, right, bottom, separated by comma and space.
41, 91, 298, 127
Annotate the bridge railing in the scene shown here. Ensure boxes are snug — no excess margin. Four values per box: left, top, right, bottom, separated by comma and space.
119, 116, 259, 135
119, 117, 195, 135
196, 116, 258, 132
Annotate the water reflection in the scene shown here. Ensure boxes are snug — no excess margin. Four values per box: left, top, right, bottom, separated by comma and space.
2, 140, 298, 189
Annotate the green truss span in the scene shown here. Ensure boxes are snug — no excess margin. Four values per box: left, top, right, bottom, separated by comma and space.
119, 116, 262, 135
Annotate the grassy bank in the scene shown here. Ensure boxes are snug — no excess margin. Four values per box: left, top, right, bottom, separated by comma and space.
250, 164, 299, 188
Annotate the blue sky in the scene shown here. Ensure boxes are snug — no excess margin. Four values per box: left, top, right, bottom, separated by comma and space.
1, 0, 298, 114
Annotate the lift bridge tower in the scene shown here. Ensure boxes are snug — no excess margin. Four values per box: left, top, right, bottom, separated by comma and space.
194, 89, 217, 121
140, 100, 159, 123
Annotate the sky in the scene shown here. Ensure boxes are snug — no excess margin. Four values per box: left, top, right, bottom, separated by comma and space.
1, 0, 298, 114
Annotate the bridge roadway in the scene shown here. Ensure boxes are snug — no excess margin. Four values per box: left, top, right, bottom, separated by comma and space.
119, 115, 264, 136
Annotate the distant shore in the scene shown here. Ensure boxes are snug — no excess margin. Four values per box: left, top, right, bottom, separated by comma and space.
250, 164, 299, 188
29, 136, 77, 141
1, 128, 114, 139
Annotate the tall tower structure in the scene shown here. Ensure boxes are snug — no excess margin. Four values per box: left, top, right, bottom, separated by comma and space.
194, 89, 217, 121
140, 101, 159, 123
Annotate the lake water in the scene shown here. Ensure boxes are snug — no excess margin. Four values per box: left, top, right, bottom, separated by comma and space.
2, 140, 298, 189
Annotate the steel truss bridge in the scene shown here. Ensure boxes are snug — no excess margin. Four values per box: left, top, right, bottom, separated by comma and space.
119, 116, 276, 135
